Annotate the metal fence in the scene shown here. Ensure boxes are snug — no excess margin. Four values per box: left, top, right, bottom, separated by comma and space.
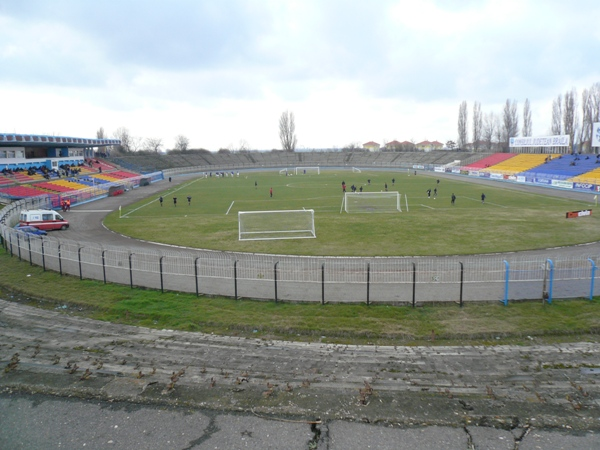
2, 195, 599, 304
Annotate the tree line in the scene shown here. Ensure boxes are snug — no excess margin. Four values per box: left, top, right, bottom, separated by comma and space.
97, 110, 299, 155
457, 82, 600, 152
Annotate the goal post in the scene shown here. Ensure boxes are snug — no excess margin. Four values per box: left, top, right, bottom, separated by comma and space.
295, 167, 320, 175
279, 168, 289, 175
352, 167, 362, 173
344, 192, 402, 213
239, 209, 316, 240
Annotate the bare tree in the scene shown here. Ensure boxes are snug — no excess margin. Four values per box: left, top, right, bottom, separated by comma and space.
96, 127, 105, 139
472, 101, 482, 152
494, 115, 504, 149
113, 127, 131, 152
145, 137, 163, 153
482, 112, 497, 151
457, 101, 468, 149
174, 135, 190, 151
551, 94, 563, 135
279, 111, 297, 152
563, 88, 578, 152
522, 98, 532, 137
238, 139, 251, 151
130, 136, 144, 152
502, 99, 519, 149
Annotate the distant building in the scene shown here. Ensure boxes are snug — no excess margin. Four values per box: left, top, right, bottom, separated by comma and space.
416, 140, 444, 151
363, 141, 380, 152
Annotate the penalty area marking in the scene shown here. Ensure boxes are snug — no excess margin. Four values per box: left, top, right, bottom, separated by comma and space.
226, 201, 235, 215
420, 204, 434, 209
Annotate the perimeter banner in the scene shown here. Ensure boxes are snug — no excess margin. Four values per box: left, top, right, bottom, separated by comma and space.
510, 135, 570, 148
566, 209, 592, 219
593, 122, 600, 147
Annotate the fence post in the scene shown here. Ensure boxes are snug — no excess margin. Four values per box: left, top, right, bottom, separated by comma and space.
9, 234, 13, 257
544, 259, 554, 304
41, 239, 46, 271
78, 247, 83, 279
274, 261, 279, 303
459, 261, 464, 307
194, 256, 200, 297
58, 243, 62, 276
101, 250, 106, 284
588, 258, 597, 301
321, 263, 325, 305
366, 262, 370, 306
28, 236, 33, 266
412, 262, 416, 308
129, 253, 133, 289
159, 255, 164, 293
234, 260, 238, 300
17, 233, 21, 261
502, 260, 509, 306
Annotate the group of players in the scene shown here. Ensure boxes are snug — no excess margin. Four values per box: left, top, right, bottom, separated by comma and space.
340, 176, 486, 206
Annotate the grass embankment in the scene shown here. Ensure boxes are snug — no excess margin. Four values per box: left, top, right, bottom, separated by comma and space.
2, 253, 599, 346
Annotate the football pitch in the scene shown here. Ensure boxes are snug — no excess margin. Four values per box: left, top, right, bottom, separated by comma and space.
104, 169, 600, 256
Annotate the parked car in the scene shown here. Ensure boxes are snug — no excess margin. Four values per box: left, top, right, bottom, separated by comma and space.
14, 225, 48, 236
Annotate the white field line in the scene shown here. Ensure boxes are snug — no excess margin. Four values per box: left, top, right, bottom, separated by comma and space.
462, 196, 508, 208
121, 178, 203, 218
420, 204, 434, 209
226, 201, 235, 215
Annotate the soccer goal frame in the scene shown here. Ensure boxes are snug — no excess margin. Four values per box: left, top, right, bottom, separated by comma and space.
352, 167, 362, 173
343, 192, 402, 213
295, 167, 320, 175
238, 209, 316, 240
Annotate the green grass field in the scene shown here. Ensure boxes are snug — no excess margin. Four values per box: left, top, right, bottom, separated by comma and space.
103, 169, 600, 256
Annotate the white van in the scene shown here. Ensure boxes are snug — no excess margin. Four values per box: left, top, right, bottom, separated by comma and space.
19, 209, 69, 231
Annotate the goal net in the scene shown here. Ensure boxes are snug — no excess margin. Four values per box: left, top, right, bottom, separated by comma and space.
344, 192, 401, 213
239, 209, 316, 240
295, 167, 320, 175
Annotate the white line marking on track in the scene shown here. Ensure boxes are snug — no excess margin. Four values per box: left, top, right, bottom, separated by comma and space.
69, 210, 112, 213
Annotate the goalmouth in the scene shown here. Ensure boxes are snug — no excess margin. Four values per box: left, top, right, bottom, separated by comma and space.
239, 209, 316, 240
295, 167, 320, 175
343, 192, 402, 213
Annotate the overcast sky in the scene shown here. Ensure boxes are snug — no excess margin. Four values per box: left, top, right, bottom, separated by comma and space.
1, 0, 599, 151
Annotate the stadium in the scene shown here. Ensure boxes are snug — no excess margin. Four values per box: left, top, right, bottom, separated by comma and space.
2, 131, 600, 305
